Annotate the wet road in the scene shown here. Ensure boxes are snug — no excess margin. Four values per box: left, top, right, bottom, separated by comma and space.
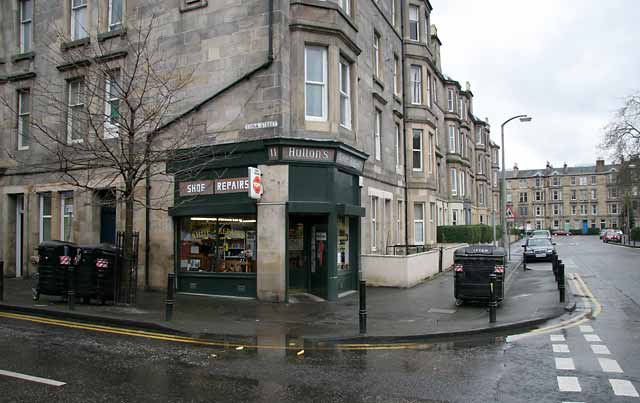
0, 236, 638, 402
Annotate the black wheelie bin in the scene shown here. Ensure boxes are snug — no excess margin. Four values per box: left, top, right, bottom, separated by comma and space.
76, 244, 120, 304
453, 245, 506, 306
34, 241, 78, 301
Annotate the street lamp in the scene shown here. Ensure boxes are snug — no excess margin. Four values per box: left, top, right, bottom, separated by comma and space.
501, 114, 532, 260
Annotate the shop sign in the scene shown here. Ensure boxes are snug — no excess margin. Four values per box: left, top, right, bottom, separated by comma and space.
179, 178, 250, 197
336, 150, 365, 172
248, 167, 263, 200
215, 177, 250, 194
282, 146, 335, 162
179, 180, 214, 197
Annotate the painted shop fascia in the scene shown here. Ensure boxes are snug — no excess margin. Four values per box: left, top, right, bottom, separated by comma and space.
167, 138, 367, 302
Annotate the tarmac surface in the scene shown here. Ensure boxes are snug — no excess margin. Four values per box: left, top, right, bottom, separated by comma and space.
1, 236, 637, 402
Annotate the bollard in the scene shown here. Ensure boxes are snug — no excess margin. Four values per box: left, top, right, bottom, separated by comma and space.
67, 265, 76, 311
558, 262, 565, 303
488, 273, 497, 323
0, 261, 4, 301
438, 247, 444, 273
165, 273, 175, 321
552, 252, 558, 282
523, 258, 527, 271
359, 279, 367, 335
556, 259, 562, 289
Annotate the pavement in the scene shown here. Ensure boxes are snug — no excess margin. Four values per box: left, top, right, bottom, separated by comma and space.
0, 241, 571, 343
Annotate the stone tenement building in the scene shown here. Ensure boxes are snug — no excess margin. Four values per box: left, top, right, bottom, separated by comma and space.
0, 0, 500, 302
505, 159, 625, 232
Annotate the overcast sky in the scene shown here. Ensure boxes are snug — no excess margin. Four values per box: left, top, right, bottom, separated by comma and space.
433, 0, 640, 170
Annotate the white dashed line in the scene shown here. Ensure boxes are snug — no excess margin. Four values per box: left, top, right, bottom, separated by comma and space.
584, 334, 602, 342
550, 334, 566, 342
590, 344, 611, 355
557, 376, 582, 392
578, 325, 593, 333
0, 369, 66, 386
555, 357, 576, 370
598, 358, 623, 373
609, 379, 639, 397
552, 344, 570, 353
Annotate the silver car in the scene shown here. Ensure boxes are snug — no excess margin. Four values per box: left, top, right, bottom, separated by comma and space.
530, 229, 552, 240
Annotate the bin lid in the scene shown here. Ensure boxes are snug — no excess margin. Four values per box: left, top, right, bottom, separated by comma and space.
454, 245, 506, 257
38, 240, 78, 250
77, 243, 120, 253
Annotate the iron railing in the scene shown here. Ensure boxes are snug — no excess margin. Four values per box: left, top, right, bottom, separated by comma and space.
385, 244, 433, 256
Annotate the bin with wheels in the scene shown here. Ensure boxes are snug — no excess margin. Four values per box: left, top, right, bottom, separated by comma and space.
453, 245, 506, 306
35, 241, 78, 301
76, 244, 120, 304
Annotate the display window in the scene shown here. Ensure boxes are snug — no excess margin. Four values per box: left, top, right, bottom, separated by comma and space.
337, 216, 350, 272
179, 215, 257, 273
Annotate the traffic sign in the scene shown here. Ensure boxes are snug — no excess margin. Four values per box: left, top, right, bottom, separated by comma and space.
505, 204, 515, 222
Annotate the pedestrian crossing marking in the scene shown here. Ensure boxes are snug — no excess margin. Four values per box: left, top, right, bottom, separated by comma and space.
590, 345, 611, 355
609, 379, 639, 397
598, 358, 623, 373
578, 325, 593, 333
557, 376, 582, 392
552, 344, 570, 353
550, 335, 566, 342
584, 334, 602, 342
555, 357, 576, 370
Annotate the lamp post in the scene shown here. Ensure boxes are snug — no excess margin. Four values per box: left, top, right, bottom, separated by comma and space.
501, 115, 532, 259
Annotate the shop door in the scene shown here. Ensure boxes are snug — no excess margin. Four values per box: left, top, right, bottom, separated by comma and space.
287, 215, 328, 298
309, 221, 328, 298
287, 218, 307, 292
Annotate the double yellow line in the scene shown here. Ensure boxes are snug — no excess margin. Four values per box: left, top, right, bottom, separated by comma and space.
508, 272, 601, 341
0, 311, 428, 351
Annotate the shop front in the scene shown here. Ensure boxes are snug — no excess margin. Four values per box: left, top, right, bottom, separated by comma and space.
168, 139, 366, 301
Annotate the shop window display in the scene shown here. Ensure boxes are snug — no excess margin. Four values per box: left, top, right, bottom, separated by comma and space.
179, 216, 257, 273
337, 216, 350, 272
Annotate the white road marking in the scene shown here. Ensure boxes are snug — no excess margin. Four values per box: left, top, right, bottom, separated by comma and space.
0, 369, 66, 386
584, 334, 602, 342
552, 344, 570, 353
598, 358, 623, 373
578, 325, 593, 333
609, 379, 639, 397
557, 376, 582, 392
550, 334, 566, 342
555, 357, 576, 370
590, 344, 611, 355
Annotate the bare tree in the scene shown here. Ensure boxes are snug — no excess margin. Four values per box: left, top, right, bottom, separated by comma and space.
602, 92, 640, 162
0, 15, 211, 290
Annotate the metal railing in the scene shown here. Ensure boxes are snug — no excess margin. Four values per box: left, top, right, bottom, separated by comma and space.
385, 244, 434, 256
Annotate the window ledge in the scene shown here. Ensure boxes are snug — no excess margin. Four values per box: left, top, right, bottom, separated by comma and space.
56, 59, 92, 72
373, 75, 384, 90
11, 51, 35, 63
393, 94, 402, 104
180, 0, 208, 13
98, 28, 127, 42
61, 37, 91, 51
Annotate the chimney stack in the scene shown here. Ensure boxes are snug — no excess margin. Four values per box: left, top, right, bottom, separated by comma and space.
513, 163, 519, 177
596, 158, 605, 173
563, 162, 568, 173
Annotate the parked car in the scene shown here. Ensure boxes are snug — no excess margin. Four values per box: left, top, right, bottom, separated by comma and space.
599, 229, 608, 239
523, 237, 556, 262
553, 230, 570, 236
530, 229, 552, 240
603, 229, 622, 243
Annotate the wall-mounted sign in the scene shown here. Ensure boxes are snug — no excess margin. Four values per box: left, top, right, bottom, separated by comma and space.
282, 146, 335, 162
336, 151, 365, 172
179, 178, 249, 197
215, 177, 249, 194
248, 167, 263, 200
244, 121, 278, 130
179, 180, 214, 197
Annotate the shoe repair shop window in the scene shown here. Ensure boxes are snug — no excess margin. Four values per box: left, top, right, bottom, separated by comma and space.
179, 216, 257, 273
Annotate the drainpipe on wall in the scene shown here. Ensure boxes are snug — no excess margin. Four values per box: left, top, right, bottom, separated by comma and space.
400, 0, 409, 248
